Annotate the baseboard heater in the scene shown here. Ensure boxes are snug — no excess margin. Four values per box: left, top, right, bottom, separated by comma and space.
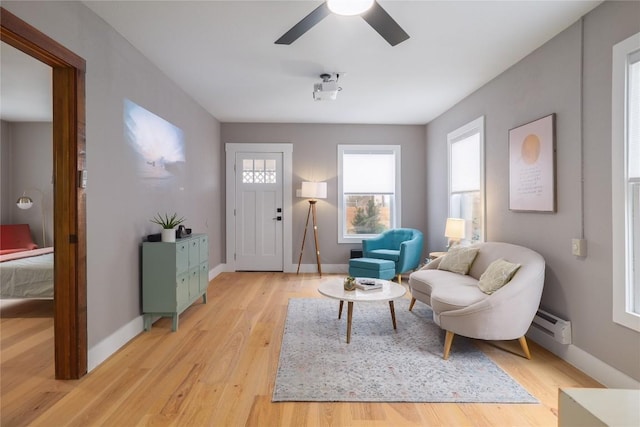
531, 309, 572, 344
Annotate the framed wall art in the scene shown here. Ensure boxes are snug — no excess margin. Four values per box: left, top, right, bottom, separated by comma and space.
508, 114, 556, 212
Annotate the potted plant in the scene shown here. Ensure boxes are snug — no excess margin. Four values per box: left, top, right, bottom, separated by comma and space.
151, 212, 185, 242
343, 276, 356, 291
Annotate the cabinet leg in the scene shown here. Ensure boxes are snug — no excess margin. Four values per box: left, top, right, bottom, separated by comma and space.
172, 314, 178, 332
144, 315, 151, 331
202, 292, 207, 304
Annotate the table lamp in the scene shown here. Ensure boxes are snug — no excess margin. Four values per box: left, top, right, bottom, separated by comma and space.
445, 217, 465, 249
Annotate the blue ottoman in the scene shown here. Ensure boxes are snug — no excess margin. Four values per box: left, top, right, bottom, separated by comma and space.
348, 257, 396, 281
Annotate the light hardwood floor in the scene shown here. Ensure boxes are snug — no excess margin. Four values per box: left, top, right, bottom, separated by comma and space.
1, 273, 602, 426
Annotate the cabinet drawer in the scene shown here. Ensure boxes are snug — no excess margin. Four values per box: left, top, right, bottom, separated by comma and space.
176, 242, 189, 274
188, 238, 200, 266
199, 263, 208, 293
176, 274, 189, 309
188, 267, 200, 299
199, 236, 208, 263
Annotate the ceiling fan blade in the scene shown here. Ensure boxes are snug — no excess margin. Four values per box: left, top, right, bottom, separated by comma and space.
275, 3, 331, 45
361, 2, 409, 46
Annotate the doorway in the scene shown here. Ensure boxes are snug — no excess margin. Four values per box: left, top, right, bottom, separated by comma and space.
225, 143, 293, 272
1, 7, 87, 379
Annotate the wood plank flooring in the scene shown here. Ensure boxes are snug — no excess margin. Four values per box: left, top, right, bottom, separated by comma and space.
1, 273, 602, 426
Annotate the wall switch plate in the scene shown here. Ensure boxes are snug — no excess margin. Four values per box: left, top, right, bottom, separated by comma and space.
572, 238, 587, 257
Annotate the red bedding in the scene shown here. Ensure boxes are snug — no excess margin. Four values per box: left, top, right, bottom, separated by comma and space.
0, 224, 38, 255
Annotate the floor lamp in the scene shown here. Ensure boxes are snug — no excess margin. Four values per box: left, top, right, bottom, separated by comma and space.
16, 188, 46, 247
296, 181, 327, 276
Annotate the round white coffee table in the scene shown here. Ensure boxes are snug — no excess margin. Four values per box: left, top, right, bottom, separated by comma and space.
318, 278, 406, 343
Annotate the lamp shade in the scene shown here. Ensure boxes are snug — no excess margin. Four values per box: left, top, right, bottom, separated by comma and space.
327, 0, 374, 16
16, 194, 34, 210
444, 218, 465, 240
301, 181, 327, 199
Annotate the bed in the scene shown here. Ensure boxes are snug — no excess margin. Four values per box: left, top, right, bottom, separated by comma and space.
0, 224, 54, 299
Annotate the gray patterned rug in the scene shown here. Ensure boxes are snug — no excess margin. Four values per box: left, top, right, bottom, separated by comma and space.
272, 298, 538, 403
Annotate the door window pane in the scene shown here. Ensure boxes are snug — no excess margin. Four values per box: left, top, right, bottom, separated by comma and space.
242, 158, 277, 184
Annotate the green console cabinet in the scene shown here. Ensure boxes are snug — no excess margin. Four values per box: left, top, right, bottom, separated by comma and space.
142, 233, 208, 331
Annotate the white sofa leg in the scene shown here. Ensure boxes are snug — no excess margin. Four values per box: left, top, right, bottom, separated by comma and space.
408, 297, 416, 311
443, 330, 455, 360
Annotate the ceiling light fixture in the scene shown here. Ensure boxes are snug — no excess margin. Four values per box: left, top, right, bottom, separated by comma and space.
313, 73, 342, 101
327, 0, 375, 16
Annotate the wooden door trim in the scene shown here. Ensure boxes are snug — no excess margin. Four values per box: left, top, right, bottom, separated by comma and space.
1, 7, 87, 379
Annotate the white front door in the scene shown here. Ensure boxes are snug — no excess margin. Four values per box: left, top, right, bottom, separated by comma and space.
234, 152, 283, 271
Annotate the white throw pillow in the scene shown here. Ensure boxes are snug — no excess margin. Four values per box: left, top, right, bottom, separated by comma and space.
478, 258, 521, 294
437, 246, 480, 275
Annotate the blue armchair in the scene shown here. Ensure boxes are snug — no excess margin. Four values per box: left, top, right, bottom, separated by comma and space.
362, 228, 424, 283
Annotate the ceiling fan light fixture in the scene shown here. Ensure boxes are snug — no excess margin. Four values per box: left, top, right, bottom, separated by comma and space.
327, 0, 375, 16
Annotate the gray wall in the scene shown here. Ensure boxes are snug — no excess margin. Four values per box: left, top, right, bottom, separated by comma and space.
221, 123, 427, 265
3, 2, 224, 350
1, 121, 13, 223
425, 1, 640, 380
0, 121, 54, 247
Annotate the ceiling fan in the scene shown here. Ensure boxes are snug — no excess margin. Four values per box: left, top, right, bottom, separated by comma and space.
275, 0, 409, 47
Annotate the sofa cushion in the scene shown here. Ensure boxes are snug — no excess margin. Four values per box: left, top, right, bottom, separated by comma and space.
438, 246, 479, 275
431, 282, 487, 313
367, 249, 400, 262
478, 258, 521, 295
409, 269, 479, 300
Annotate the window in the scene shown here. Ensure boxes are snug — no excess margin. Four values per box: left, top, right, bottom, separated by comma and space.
338, 145, 401, 243
447, 116, 485, 244
242, 158, 276, 184
612, 32, 640, 332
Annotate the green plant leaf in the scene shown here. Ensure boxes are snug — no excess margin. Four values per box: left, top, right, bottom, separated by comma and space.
150, 212, 185, 229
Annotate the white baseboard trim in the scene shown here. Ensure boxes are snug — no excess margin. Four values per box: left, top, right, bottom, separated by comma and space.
89, 263, 227, 373
527, 328, 640, 389
87, 315, 143, 372
208, 263, 227, 280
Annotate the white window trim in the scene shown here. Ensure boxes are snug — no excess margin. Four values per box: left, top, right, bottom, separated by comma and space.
447, 116, 486, 243
612, 32, 640, 332
337, 144, 401, 244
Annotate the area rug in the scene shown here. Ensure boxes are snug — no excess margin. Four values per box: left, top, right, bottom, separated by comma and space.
272, 298, 538, 403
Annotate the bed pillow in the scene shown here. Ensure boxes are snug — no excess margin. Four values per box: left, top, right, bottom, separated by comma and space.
478, 258, 521, 294
0, 224, 38, 252
437, 246, 479, 275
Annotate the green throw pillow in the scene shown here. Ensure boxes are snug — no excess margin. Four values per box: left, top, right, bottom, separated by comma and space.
478, 258, 521, 294
437, 246, 480, 275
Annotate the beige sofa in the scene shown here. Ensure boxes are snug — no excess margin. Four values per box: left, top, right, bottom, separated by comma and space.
408, 242, 545, 359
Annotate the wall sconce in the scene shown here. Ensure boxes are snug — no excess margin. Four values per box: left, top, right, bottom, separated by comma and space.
16, 189, 46, 247
445, 217, 465, 249
297, 181, 327, 276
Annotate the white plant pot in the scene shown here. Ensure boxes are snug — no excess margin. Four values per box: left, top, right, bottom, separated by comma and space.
161, 228, 176, 242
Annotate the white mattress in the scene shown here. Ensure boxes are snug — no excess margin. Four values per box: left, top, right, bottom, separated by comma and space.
0, 252, 54, 299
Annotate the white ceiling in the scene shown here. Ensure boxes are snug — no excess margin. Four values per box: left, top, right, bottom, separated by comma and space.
2, 1, 602, 125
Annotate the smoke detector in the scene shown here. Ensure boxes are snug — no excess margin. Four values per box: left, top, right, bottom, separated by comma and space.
313, 73, 341, 101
